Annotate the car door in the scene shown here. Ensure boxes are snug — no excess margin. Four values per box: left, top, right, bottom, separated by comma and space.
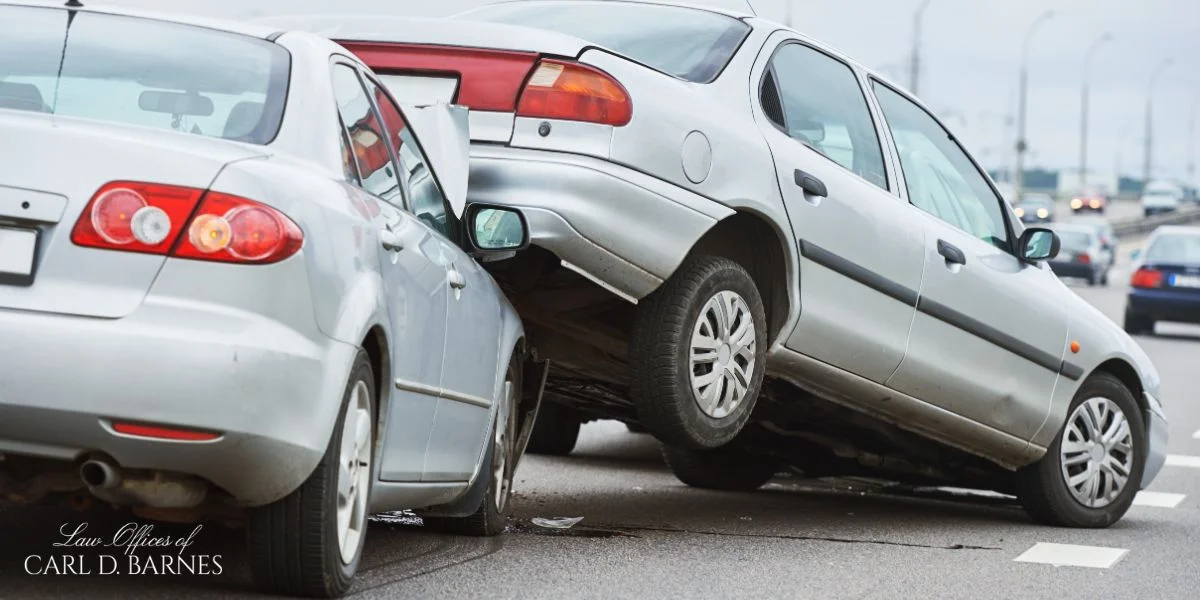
361, 74, 499, 482
870, 80, 1070, 441
754, 36, 926, 384
332, 62, 451, 482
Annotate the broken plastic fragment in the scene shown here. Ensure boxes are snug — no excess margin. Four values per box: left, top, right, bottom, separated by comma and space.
531, 516, 584, 529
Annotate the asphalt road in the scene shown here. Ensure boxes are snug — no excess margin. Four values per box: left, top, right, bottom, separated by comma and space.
2, 236, 1197, 599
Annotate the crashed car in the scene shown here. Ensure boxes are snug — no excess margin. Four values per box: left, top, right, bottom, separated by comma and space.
0, 2, 544, 596
280, 0, 1167, 528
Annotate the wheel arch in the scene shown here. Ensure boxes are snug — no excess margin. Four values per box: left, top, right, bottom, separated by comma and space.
1091, 357, 1147, 413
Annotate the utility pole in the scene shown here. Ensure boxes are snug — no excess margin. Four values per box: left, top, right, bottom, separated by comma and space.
1189, 94, 1198, 190
1143, 58, 1173, 191
910, 0, 932, 94
1013, 10, 1055, 203
1079, 33, 1112, 191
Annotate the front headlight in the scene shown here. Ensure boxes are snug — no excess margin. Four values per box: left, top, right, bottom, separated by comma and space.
1037, 208, 1049, 218
1015, 207, 1025, 217
1071, 198, 1083, 209
1090, 199, 1101, 208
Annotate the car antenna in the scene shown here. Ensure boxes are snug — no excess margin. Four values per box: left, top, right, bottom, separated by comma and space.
742, 1, 758, 16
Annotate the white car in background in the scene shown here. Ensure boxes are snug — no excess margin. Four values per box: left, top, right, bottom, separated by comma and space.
1142, 180, 1183, 217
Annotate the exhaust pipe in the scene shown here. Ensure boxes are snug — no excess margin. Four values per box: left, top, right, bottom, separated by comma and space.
79, 459, 121, 489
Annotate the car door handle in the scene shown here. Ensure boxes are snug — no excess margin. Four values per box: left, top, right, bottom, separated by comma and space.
793, 169, 828, 198
448, 269, 466, 290
937, 239, 966, 265
379, 228, 404, 252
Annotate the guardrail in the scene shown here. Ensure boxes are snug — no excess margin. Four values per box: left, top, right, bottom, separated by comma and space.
1111, 206, 1200, 239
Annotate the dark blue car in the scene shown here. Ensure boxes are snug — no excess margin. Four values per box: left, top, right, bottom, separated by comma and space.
1125, 226, 1200, 334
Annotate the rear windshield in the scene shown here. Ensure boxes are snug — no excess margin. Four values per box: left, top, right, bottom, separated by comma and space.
460, 2, 750, 83
1055, 230, 1093, 250
1146, 234, 1200, 264
0, 5, 290, 145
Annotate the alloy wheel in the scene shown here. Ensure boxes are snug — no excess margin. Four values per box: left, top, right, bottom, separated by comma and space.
336, 380, 373, 564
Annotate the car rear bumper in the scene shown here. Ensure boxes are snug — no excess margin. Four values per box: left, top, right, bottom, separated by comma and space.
466, 145, 734, 300
0, 258, 357, 506
1127, 288, 1200, 324
1141, 391, 1168, 489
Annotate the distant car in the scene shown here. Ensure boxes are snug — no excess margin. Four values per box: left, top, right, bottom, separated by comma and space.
1125, 226, 1200, 334
0, 3, 543, 597
1047, 223, 1110, 286
1070, 215, 1117, 269
1141, 181, 1183, 217
1069, 189, 1107, 214
1015, 193, 1055, 224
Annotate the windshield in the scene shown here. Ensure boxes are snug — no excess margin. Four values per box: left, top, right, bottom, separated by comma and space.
459, 1, 749, 83
1145, 234, 1200, 264
1054, 230, 1093, 250
0, 5, 290, 145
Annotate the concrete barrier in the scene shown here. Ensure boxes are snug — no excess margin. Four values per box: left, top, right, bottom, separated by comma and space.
1111, 206, 1200, 238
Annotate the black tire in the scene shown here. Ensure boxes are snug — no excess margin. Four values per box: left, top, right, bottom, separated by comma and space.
424, 360, 520, 537
662, 444, 779, 491
626, 422, 648, 434
631, 255, 768, 449
247, 350, 375, 598
1123, 310, 1154, 335
525, 401, 581, 456
1100, 270, 1109, 286
1015, 372, 1146, 528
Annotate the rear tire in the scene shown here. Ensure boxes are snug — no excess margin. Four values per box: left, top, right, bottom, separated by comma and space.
1015, 373, 1145, 528
247, 350, 375, 598
1123, 310, 1154, 335
525, 401, 581, 456
662, 443, 779, 491
631, 255, 768, 449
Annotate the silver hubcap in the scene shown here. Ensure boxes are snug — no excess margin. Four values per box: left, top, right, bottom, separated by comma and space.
1060, 396, 1134, 509
690, 290, 756, 419
336, 381, 373, 564
493, 379, 514, 513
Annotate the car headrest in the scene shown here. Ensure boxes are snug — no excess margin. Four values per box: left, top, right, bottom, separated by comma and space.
0, 82, 49, 112
223, 101, 265, 141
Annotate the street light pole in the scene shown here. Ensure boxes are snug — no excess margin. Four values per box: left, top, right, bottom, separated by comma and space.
1142, 58, 1174, 190
910, 0, 932, 95
1013, 10, 1054, 202
1079, 33, 1112, 191
1188, 94, 1199, 189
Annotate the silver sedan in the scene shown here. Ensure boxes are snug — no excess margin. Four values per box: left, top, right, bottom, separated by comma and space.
281, 0, 1165, 530
0, 2, 542, 596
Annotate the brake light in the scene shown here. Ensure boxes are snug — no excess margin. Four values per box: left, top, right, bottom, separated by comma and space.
1077, 253, 1091, 264
72, 182, 303, 264
112, 421, 221, 442
172, 192, 303, 264
72, 182, 205, 254
517, 59, 632, 126
1131, 267, 1164, 288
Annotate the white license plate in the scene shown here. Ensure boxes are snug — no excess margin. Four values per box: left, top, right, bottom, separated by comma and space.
0, 226, 37, 278
377, 74, 459, 105
1170, 274, 1200, 288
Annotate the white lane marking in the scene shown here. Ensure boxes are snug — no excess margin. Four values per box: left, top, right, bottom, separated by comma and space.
1166, 454, 1200, 468
1133, 491, 1186, 508
1014, 543, 1128, 569
1192, 430, 1200, 440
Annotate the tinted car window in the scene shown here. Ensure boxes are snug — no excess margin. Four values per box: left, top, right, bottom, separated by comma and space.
1145, 234, 1200, 264
0, 5, 289, 144
873, 82, 1009, 250
331, 65, 402, 203
768, 44, 888, 190
460, 1, 749, 83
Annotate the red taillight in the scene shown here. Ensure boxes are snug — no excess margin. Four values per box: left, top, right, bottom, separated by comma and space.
517, 59, 632, 126
72, 182, 303, 264
1131, 267, 1164, 288
72, 182, 205, 254
112, 421, 221, 442
1077, 253, 1091, 264
172, 192, 303, 264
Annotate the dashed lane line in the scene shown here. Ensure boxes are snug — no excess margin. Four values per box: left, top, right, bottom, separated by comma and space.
1014, 543, 1128, 569
1133, 491, 1187, 508
1166, 454, 1200, 468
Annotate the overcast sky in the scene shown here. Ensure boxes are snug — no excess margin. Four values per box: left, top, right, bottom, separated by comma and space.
104, 0, 1200, 182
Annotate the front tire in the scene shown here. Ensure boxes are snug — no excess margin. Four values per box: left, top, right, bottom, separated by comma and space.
662, 443, 779, 491
247, 350, 375, 598
1124, 310, 1154, 335
631, 255, 768, 449
1015, 373, 1145, 528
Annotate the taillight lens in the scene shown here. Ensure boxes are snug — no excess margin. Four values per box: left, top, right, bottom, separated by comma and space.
517, 59, 632, 126
172, 192, 303, 264
1131, 267, 1163, 288
1077, 253, 1091, 264
72, 182, 205, 254
72, 182, 302, 265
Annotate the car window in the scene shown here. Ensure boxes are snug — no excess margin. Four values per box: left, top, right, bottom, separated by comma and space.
0, 5, 290, 144
765, 43, 888, 191
330, 64, 402, 204
1145, 234, 1200, 263
1056, 230, 1093, 250
338, 120, 362, 184
872, 82, 1010, 251
360, 75, 458, 242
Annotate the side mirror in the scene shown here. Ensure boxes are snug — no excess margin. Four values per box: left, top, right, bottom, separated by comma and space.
465, 204, 530, 262
1018, 227, 1059, 262
1131, 249, 1143, 260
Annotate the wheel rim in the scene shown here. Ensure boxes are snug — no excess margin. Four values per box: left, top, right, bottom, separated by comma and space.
690, 290, 756, 419
336, 380, 373, 564
493, 379, 514, 513
1059, 396, 1135, 509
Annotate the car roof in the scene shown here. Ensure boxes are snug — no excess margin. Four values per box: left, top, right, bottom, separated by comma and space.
1, 0, 281, 39
464, 0, 752, 19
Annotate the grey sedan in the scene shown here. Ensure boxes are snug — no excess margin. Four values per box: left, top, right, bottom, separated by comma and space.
0, 2, 543, 597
